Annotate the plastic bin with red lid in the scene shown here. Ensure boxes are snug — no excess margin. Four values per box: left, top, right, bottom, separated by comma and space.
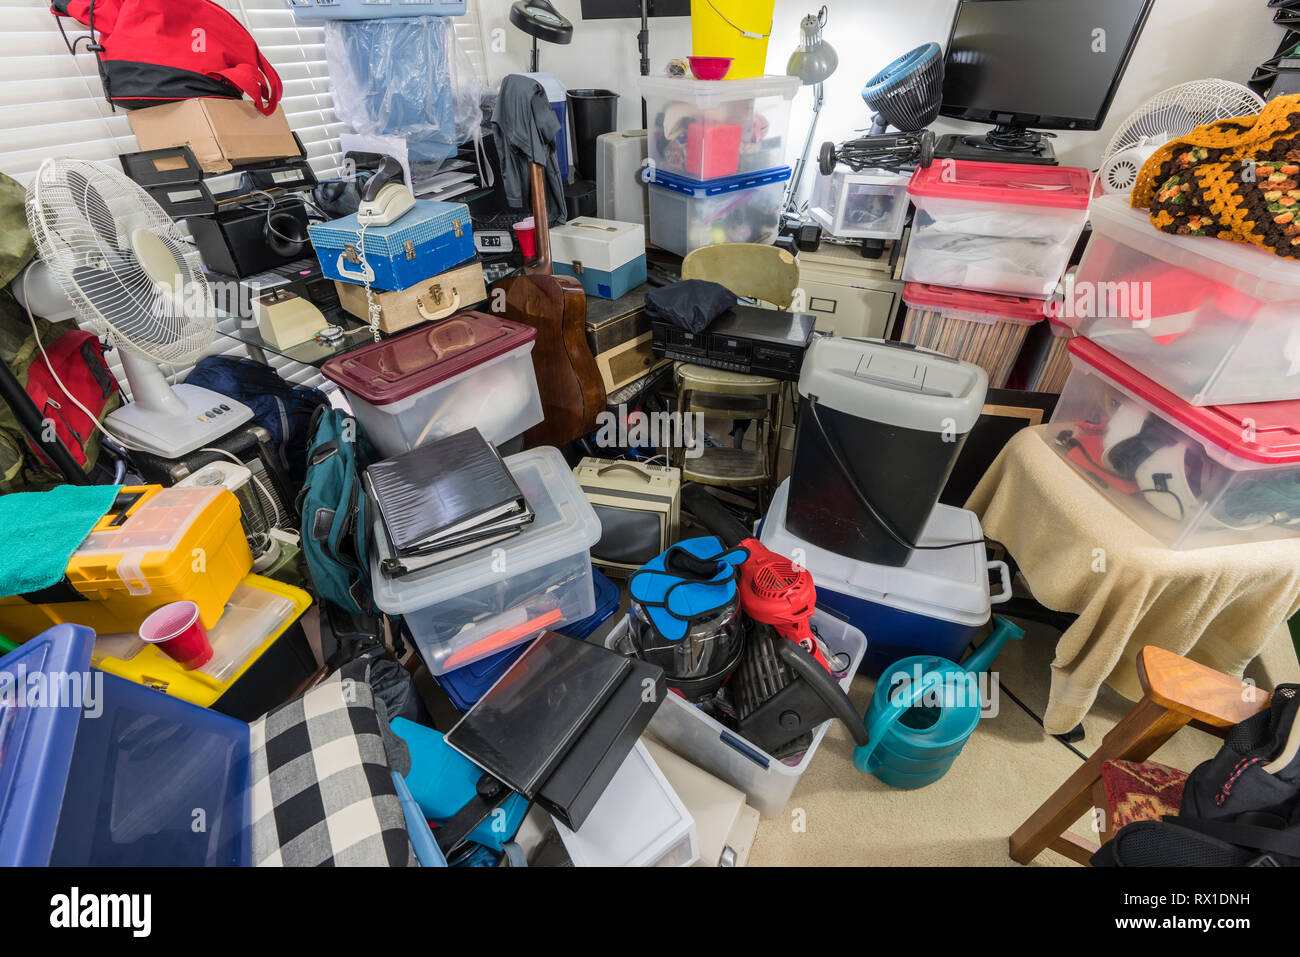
1063, 192, 1300, 406
321, 312, 543, 457
903, 159, 1092, 298
900, 283, 1052, 388
1049, 336, 1300, 549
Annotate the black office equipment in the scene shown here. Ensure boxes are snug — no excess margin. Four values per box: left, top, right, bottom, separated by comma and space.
444, 631, 631, 798
935, 0, 1155, 165
650, 306, 817, 380
536, 655, 665, 831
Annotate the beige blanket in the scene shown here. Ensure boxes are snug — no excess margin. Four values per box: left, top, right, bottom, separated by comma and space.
966, 426, 1300, 734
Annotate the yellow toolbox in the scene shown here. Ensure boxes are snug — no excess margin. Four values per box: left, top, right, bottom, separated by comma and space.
0, 485, 252, 641
91, 574, 314, 715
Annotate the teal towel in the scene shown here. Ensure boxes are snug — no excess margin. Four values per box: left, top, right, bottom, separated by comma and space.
0, 484, 122, 597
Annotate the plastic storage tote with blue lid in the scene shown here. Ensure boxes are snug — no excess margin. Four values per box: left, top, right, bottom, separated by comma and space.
645, 166, 792, 257
0, 624, 252, 866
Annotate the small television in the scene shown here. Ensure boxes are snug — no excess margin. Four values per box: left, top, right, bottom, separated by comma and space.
573, 458, 681, 576
936, 0, 1155, 163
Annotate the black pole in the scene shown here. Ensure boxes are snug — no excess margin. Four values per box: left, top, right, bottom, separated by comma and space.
0, 358, 88, 485
639, 0, 650, 129
530, 34, 540, 73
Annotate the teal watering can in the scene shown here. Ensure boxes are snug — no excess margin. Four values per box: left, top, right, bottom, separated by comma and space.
853, 617, 1023, 789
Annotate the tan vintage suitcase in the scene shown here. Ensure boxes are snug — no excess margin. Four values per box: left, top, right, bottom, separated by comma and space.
335, 261, 488, 334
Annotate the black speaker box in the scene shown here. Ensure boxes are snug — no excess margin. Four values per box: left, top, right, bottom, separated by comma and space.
188, 199, 311, 279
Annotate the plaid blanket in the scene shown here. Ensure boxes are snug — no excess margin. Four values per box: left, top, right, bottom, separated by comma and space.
249, 666, 416, 867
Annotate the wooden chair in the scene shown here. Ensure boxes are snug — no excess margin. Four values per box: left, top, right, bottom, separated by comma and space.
1009, 646, 1272, 865
673, 244, 800, 507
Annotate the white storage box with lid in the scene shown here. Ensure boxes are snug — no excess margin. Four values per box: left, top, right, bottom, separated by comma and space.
608, 607, 867, 818
640, 74, 799, 182
554, 739, 698, 867
761, 479, 1010, 677
371, 446, 602, 675
904, 160, 1092, 298
900, 282, 1051, 388
809, 166, 911, 240
647, 166, 790, 257
549, 217, 647, 300
321, 312, 542, 458
1051, 337, 1300, 549
1066, 192, 1300, 405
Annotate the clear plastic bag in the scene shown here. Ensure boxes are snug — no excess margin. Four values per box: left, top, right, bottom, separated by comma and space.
324, 16, 484, 164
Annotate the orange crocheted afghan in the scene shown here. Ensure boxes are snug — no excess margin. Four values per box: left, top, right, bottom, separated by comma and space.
1131, 93, 1300, 258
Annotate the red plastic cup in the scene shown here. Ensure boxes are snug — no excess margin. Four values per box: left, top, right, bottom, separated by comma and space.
139, 601, 213, 670
513, 217, 537, 259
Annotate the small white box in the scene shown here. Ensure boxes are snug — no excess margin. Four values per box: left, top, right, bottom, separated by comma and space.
549, 217, 647, 300
554, 740, 698, 867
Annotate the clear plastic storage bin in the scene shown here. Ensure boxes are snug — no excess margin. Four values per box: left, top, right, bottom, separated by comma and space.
371, 446, 602, 674
1050, 337, 1300, 549
554, 740, 698, 867
640, 75, 799, 182
607, 609, 867, 818
904, 160, 1091, 298
900, 283, 1050, 388
648, 167, 790, 257
1065, 193, 1300, 406
322, 313, 542, 457
809, 166, 911, 240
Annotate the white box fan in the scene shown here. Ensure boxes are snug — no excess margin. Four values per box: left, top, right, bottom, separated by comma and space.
1097, 80, 1264, 197
23, 158, 254, 458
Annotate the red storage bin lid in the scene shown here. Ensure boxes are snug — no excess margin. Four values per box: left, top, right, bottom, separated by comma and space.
1068, 337, 1300, 465
322, 312, 536, 405
908, 160, 1092, 209
902, 282, 1053, 324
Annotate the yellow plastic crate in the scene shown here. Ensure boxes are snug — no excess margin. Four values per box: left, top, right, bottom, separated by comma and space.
91, 574, 312, 709
0, 485, 252, 641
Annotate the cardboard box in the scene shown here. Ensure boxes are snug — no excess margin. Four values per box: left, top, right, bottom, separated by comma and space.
128, 99, 299, 173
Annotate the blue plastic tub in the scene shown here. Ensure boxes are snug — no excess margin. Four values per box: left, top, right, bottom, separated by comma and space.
429, 567, 620, 712
759, 480, 1010, 677
0, 625, 251, 866
288, 0, 467, 22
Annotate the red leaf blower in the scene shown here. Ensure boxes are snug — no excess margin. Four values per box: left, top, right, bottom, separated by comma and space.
737, 537, 830, 671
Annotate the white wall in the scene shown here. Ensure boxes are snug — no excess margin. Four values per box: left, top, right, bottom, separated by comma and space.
476, 0, 1281, 187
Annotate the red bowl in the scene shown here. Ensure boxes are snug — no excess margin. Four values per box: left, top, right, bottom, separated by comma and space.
688, 56, 733, 81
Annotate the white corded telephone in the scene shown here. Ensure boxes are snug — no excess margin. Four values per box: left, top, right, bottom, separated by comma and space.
357, 157, 415, 227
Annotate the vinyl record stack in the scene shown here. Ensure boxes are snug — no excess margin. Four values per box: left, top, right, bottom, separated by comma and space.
1047, 191, 1300, 550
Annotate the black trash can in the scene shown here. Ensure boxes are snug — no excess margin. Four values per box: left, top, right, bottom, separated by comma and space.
567, 89, 620, 182
787, 338, 988, 567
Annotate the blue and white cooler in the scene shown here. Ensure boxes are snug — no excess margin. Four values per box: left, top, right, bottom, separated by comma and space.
549, 217, 647, 300
760, 479, 1011, 677
308, 199, 475, 291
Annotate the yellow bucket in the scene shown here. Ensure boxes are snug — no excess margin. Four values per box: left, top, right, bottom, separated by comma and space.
691, 0, 776, 80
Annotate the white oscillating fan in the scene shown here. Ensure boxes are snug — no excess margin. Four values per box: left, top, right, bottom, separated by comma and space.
24, 158, 253, 458
1097, 80, 1264, 196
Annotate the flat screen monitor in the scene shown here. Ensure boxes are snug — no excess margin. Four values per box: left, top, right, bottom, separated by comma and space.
940, 0, 1155, 132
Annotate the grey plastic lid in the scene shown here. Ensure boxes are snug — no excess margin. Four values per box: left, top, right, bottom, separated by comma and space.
797, 338, 988, 434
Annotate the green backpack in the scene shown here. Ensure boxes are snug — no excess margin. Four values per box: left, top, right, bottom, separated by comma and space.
298, 406, 375, 616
